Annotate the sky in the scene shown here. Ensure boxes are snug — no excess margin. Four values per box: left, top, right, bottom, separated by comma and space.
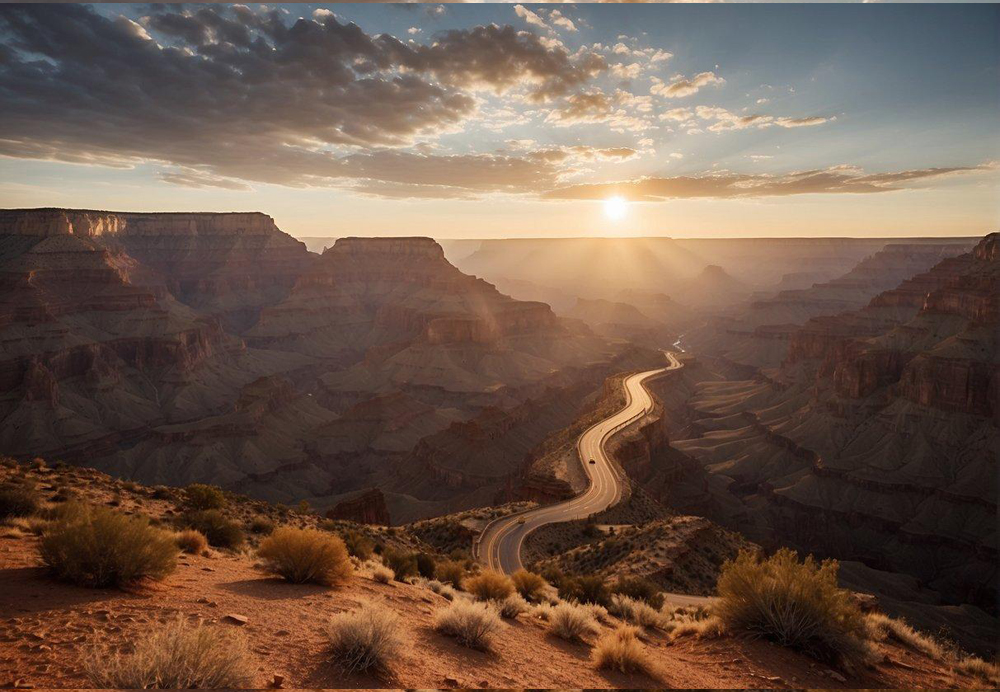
0, 3, 998, 239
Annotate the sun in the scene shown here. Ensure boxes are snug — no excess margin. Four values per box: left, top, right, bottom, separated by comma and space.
603, 195, 628, 221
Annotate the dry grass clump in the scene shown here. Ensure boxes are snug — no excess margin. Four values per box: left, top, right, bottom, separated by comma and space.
592, 625, 656, 677
87, 618, 253, 689
714, 548, 870, 668
434, 600, 502, 650
257, 527, 352, 586
671, 616, 725, 639
0, 482, 40, 519
40, 504, 178, 588
547, 602, 599, 642
464, 570, 514, 602
863, 611, 947, 659
418, 578, 457, 601
511, 569, 548, 602
954, 655, 1000, 685
327, 604, 402, 676
498, 594, 529, 619
249, 516, 275, 535
175, 529, 208, 555
609, 594, 667, 629
435, 559, 466, 587
381, 548, 418, 581
339, 529, 374, 561
371, 564, 394, 584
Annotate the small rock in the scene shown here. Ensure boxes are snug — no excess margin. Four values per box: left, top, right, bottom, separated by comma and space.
826, 669, 847, 683
223, 614, 248, 626
443, 677, 459, 687
270, 674, 284, 688
275, 630, 290, 637
201, 567, 215, 572
12, 679, 32, 689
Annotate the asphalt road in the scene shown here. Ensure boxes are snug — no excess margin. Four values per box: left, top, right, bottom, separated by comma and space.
477, 351, 683, 574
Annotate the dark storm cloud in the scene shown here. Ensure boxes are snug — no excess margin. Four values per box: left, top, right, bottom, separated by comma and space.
0, 3, 605, 190
543, 165, 997, 201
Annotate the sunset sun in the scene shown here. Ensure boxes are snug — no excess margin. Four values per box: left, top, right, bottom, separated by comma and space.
604, 196, 628, 221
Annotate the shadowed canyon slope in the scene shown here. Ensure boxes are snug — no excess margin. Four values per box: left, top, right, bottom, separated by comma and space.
633, 234, 998, 638
0, 208, 646, 522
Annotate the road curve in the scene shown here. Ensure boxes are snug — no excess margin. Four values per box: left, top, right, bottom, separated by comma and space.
477, 352, 683, 574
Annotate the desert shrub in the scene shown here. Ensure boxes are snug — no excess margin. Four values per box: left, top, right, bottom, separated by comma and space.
40, 505, 178, 588
415, 552, 436, 579
381, 548, 418, 581
434, 600, 502, 650
583, 602, 611, 625
511, 569, 548, 602
184, 484, 226, 511
559, 574, 609, 606
175, 529, 208, 555
257, 527, 352, 586
612, 576, 664, 609
151, 485, 174, 501
327, 603, 402, 676
609, 594, 666, 629
593, 625, 655, 676
498, 594, 529, 619
340, 530, 374, 561
464, 570, 514, 602
421, 578, 457, 601
714, 548, 869, 668
548, 602, 598, 642
371, 565, 394, 584
0, 482, 40, 519
180, 510, 245, 550
249, 516, 275, 535
435, 559, 466, 587
87, 618, 253, 688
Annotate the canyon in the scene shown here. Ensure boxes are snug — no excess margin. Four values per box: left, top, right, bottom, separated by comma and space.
0, 208, 641, 522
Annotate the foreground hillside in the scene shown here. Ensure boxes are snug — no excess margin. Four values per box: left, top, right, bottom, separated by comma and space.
2, 458, 996, 689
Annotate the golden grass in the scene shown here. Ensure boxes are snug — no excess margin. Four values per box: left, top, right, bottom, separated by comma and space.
434, 600, 502, 650
511, 569, 548, 602
547, 602, 599, 642
87, 618, 253, 688
327, 603, 402, 676
592, 625, 657, 677
175, 529, 208, 555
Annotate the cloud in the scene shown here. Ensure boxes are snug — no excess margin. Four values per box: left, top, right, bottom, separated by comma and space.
548, 10, 577, 33
0, 4, 606, 191
158, 169, 253, 191
651, 71, 725, 98
513, 4, 547, 31
543, 164, 997, 201
693, 106, 833, 132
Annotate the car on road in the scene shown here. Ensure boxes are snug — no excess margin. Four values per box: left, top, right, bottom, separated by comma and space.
517, 517, 526, 525
589, 458, 596, 464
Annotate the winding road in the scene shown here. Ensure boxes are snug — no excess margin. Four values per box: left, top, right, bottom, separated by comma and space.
477, 351, 684, 575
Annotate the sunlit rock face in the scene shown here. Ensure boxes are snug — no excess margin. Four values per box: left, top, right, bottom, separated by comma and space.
0, 208, 314, 332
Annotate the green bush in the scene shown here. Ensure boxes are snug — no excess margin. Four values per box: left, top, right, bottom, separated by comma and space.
257, 527, 352, 586
184, 484, 226, 511
340, 530, 374, 561
0, 482, 40, 519
180, 510, 244, 550
714, 548, 869, 668
40, 504, 178, 588
381, 548, 417, 581
612, 576, 664, 609
415, 553, 437, 579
